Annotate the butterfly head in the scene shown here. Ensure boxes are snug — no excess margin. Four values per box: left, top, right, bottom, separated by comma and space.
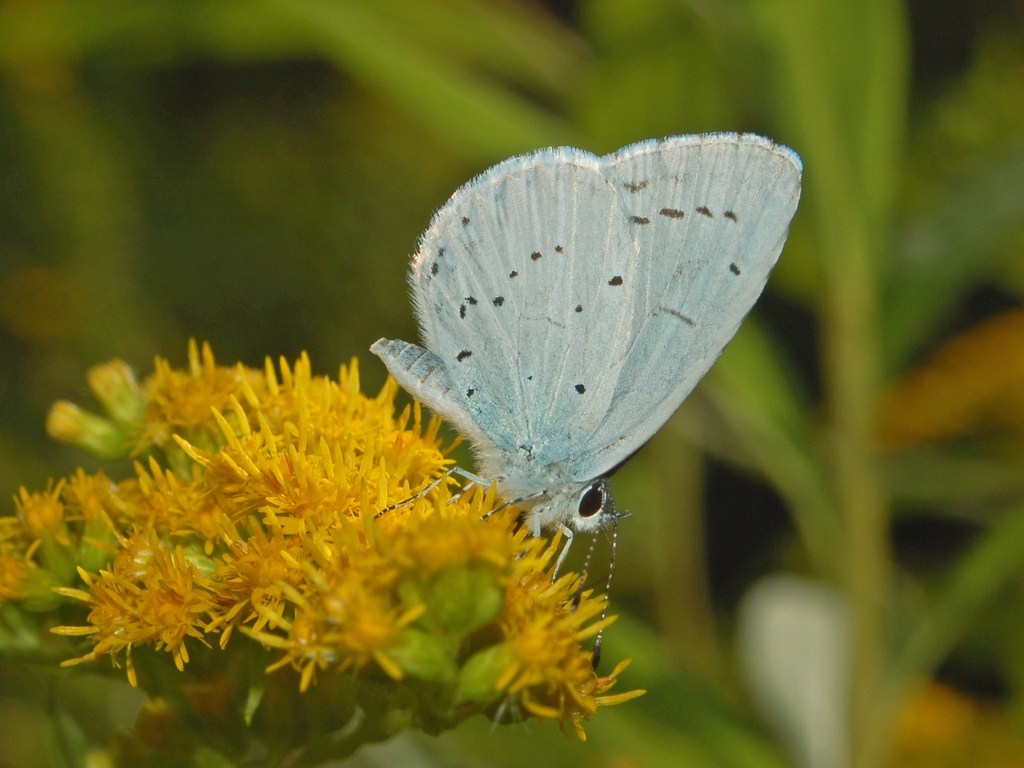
525, 477, 621, 536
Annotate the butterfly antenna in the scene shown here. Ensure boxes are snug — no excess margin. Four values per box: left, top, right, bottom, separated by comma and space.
572, 533, 600, 611
591, 523, 619, 670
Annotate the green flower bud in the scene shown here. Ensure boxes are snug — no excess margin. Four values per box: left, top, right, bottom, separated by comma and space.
399, 566, 503, 641
455, 643, 514, 707
88, 359, 144, 425
46, 401, 131, 459
387, 628, 458, 683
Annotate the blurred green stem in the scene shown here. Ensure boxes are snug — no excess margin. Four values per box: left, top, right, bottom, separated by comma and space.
813, 110, 894, 768
758, 0, 907, 762
875, 501, 1024, 748
822, 233, 891, 768
805, 100, 892, 762
652, 424, 722, 680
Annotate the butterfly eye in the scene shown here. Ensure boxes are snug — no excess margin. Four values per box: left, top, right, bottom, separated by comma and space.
577, 484, 605, 519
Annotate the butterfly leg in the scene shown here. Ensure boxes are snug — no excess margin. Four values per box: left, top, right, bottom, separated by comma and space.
448, 466, 491, 494
375, 465, 489, 519
551, 523, 575, 581
481, 489, 549, 523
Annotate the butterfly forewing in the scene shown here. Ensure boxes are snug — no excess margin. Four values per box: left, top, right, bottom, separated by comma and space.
569, 134, 802, 478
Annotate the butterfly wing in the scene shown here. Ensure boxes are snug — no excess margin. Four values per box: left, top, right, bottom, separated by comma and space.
373, 134, 801, 490
570, 133, 803, 479
384, 148, 642, 484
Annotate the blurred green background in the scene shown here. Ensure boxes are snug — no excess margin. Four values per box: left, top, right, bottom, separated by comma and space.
2, 1, 1024, 766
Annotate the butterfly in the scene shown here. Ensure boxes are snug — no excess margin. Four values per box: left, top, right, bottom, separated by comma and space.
373, 133, 801, 552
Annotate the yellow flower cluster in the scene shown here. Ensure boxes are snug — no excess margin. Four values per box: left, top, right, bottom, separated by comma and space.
2, 341, 639, 744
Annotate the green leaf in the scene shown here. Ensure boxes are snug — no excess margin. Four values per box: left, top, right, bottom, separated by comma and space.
885, 441, 1024, 512
703, 320, 839, 574
266, 0, 581, 159
882, 143, 1024, 372
885, 501, 1024, 705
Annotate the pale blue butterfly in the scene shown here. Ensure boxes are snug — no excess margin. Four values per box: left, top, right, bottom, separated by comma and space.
373, 133, 802, 562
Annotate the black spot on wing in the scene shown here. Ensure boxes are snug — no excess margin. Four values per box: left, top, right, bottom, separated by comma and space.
509, 270, 518, 278
460, 304, 466, 319
531, 251, 542, 261
430, 262, 439, 276
555, 245, 564, 253
466, 387, 475, 397
630, 215, 650, 225
725, 210, 738, 222
696, 205, 713, 218
493, 296, 504, 306
575, 384, 586, 394
456, 350, 472, 362
608, 275, 623, 286
659, 208, 685, 220
575, 304, 583, 313
461, 216, 470, 226
729, 263, 741, 275
465, 296, 477, 305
